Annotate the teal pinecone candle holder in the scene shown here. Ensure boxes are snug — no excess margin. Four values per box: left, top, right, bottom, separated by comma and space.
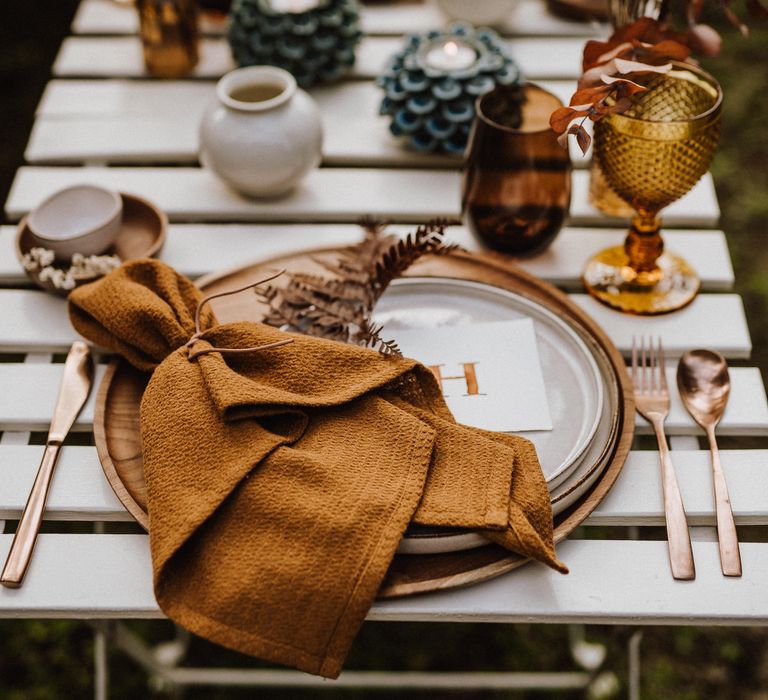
228, 0, 363, 88
378, 25, 523, 155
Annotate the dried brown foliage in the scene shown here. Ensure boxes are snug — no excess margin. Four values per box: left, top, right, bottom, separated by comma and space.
260, 218, 462, 356
552, 0, 766, 154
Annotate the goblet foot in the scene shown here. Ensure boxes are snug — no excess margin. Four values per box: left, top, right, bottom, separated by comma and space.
582, 245, 700, 315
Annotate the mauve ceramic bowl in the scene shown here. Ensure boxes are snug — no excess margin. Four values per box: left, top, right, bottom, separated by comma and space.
27, 184, 123, 259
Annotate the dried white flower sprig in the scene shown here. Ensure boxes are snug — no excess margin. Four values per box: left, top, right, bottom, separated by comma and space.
22, 247, 121, 291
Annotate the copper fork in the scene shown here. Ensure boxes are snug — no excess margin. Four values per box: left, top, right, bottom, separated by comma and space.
632, 337, 696, 581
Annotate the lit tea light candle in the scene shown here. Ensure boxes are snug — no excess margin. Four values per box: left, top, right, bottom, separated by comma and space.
423, 38, 478, 72
268, 0, 321, 12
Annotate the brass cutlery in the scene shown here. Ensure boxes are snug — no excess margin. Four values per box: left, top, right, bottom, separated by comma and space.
631, 337, 695, 580
1, 342, 93, 588
677, 350, 742, 577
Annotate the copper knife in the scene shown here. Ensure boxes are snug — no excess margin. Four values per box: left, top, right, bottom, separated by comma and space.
1, 341, 93, 588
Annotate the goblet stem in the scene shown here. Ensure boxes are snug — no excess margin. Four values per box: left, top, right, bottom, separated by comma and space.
625, 213, 663, 274
583, 207, 699, 314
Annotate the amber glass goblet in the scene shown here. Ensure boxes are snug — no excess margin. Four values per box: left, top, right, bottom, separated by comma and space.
463, 84, 572, 257
582, 64, 722, 314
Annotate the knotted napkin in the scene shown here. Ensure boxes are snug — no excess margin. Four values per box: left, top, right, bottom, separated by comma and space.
69, 259, 566, 678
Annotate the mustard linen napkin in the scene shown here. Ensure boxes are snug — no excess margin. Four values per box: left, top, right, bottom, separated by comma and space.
69, 259, 566, 678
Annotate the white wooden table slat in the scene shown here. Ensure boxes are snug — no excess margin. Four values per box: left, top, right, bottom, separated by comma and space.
0, 534, 157, 618
3, 446, 767, 525
0, 287, 749, 358
0, 224, 735, 290
360, 0, 608, 38
33, 79, 574, 119
1, 534, 764, 623
29, 80, 462, 168
54, 35, 587, 81
636, 367, 768, 435
6, 166, 461, 223
0, 362, 764, 435
5, 167, 721, 228
509, 228, 733, 290
572, 294, 751, 360
595, 450, 768, 526
0, 446, 125, 520
0, 364, 105, 432
374, 538, 768, 623
29, 80, 580, 167
72, 0, 225, 37
71, 0, 608, 39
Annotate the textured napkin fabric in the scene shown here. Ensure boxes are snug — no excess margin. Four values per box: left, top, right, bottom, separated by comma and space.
69, 259, 566, 678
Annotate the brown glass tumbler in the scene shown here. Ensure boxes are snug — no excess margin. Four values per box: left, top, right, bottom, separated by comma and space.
463, 84, 571, 256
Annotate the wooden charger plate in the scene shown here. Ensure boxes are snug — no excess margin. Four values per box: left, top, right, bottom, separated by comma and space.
94, 249, 634, 598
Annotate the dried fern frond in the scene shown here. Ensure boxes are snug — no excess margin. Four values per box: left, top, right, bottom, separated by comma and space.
370, 219, 461, 304
353, 319, 401, 356
261, 218, 462, 355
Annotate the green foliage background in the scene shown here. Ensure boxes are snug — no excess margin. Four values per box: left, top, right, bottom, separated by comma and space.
1, 4, 766, 699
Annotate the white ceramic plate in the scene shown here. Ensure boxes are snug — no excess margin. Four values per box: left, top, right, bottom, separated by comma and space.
400, 328, 621, 555
374, 277, 618, 556
375, 277, 603, 485
550, 329, 620, 514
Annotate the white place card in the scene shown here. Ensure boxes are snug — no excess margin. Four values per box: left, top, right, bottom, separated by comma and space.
392, 318, 553, 433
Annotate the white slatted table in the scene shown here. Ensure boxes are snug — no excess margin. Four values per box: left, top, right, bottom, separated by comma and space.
2, 0, 767, 696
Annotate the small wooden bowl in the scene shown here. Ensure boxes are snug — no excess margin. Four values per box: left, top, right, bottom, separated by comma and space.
16, 192, 168, 297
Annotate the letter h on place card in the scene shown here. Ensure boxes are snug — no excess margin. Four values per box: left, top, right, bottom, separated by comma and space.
390, 318, 553, 433
428, 363, 485, 397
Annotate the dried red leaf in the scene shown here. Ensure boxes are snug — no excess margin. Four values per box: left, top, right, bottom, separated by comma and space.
588, 101, 609, 118
601, 75, 647, 93
570, 84, 613, 106
613, 16, 662, 42
573, 125, 592, 154
582, 39, 611, 71
579, 60, 618, 88
558, 12, 752, 153
614, 57, 672, 74
583, 39, 633, 70
599, 96, 634, 115
645, 39, 692, 61
595, 41, 637, 67
557, 124, 591, 154
550, 106, 582, 134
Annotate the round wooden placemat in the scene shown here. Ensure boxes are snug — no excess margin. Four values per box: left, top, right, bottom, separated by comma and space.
94, 249, 634, 598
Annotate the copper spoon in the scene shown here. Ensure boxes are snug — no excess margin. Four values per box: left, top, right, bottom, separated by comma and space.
677, 350, 742, 577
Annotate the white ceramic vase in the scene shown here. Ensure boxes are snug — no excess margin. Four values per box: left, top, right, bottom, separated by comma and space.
433, 0, 516, 26
200, 66, 323, 198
